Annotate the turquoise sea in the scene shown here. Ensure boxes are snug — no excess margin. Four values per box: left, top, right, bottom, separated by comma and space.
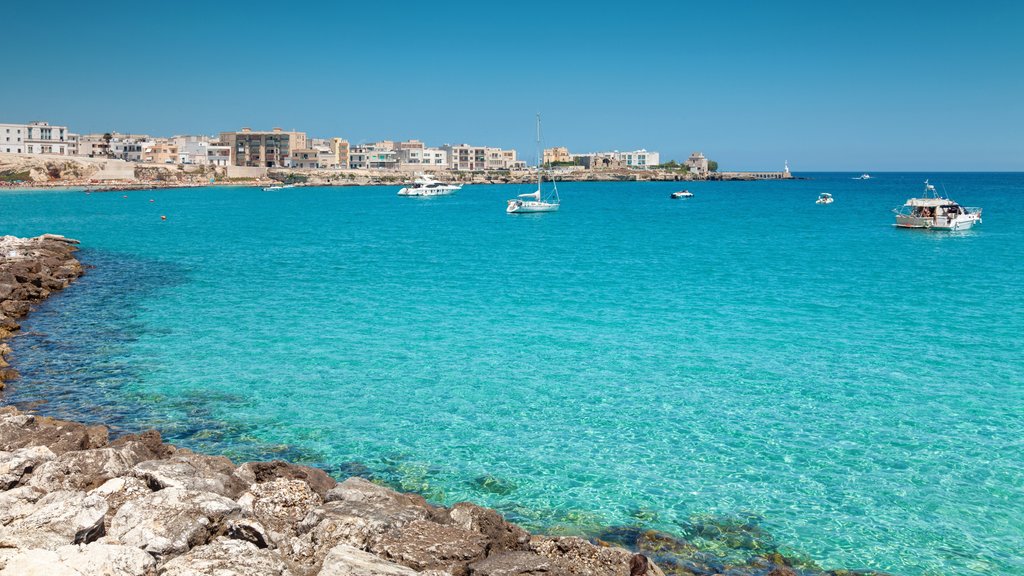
1, 174, 1022, 575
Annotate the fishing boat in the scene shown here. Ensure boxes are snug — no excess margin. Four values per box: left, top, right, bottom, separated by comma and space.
507, 114, 560, 214
397, 174, 461, 196
671, 190, 693, 199
893, 180, 982, 231
816, 193, 834, 204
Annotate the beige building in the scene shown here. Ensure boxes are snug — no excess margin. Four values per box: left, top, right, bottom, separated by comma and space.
143, 142, 179, 164
543, 146, 572, 165
443, 144, 520, 171
685, 152, 709, 176
219, 127, 307, 167
290, 148, 320, 169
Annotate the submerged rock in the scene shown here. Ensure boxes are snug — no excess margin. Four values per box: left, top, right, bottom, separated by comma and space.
472, 474, 518, 496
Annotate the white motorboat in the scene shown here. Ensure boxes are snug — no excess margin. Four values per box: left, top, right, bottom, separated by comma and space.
671, 190, 693, 199
816, 193, 834, 204
508, 114, 560, 214
893, 180, 982, 231
397, 174, 461, 196
262, 184, 296, 191
854, 174, 873, 180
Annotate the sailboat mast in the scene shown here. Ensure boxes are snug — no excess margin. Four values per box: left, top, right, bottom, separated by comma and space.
536, 113, 542, 192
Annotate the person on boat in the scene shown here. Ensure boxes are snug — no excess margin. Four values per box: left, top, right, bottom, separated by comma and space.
629, 554, 665, 576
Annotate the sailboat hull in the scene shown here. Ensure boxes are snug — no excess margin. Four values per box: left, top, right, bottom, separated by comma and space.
507, 201, 559, 213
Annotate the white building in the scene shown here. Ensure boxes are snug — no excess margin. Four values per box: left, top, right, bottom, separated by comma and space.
0, 124, 26, 154
349, 142, 398, 170
618, 149, 659, 169
397, 147, 448, 171
0, 122, 73, 155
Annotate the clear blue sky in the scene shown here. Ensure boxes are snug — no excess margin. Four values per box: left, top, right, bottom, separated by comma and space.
3, 0, 1022, 170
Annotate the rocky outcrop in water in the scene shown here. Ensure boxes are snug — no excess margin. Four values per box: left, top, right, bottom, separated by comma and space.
0, 234, 84, 389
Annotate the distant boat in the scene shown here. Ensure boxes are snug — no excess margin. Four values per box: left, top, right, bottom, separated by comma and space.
893, 180, 982, 231
507, 114, 560, 214
816, 192, 834, 204
398, 174, 461, 196
670, 190, 693, 199
263, 184, 296, 191
854, 174, 872, 180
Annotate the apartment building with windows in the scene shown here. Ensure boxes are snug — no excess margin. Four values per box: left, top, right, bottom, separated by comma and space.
442, 144, 520, 171
0, 121, 73, 155
219, 127, 307, 167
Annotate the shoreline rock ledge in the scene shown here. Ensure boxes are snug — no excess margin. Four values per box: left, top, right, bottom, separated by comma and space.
0, 406, 656, 576
0, 234, 85, 389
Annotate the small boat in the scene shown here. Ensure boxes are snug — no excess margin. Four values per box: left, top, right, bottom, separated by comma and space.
508, 114, 560, 214
854, 174, 873, 180
397, 174, 461, 196
262, 184, 296, 191
893, 180, 982, 231
670, 190, 693, 199
816, 193, 834, 204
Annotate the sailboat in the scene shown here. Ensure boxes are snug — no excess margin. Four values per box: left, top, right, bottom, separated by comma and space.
507, 114, 560, 214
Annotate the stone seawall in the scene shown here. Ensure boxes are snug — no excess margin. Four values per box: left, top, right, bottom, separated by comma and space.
0, 235, 84, 389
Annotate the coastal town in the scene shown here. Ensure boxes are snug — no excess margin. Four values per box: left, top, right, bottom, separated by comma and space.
0, 120, 792, 189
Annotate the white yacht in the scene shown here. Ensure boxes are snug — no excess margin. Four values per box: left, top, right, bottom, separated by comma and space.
508, 114, 560, 214
894, 180, 982, 231
816, 193, 834, 204
397, 174, 461, 196
854, 174, 873, 180
262, 184, 296, 191
671, 190, 693, 199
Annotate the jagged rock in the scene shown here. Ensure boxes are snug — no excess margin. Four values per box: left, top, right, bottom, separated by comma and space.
450, 502, 531, 553
0, 490, 108, 550
109, 429, 175, 459
29, 441, 158, 492
87, 476, 153, 531
0, 410, 108, 454
468, 551, 565, 576
530, 537, 634, 576
0, 300, 30, 318
319, 543, 419, 576
235, 460, 337, 498
289, 479, 438, 566
0, 543, 157, 575
371, 519, 488, 575
132, 451, 243, 497
0, 485, 47, 525
226, 518, 273, 549
107, 487, 240, 560
0, 445, 56, 489
238, 478, 322, 546
159, 538, 290, 576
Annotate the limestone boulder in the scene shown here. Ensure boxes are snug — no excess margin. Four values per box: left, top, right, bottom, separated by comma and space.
29, 441, 157, 492
318, 544, 418, 576
238, 478, 322, 546
0, 490, 107, 550
107, 487, 240, 560
529, 537, 635, 576
370, 519, 488, 576
0, 445, 56, 489
468, 551, 568, 576
0, 485, 47, 525
235, 460, 337, 498
0, 409, 108, 454
0, 543, 156, 576
87, 476, 153, 531
287, 479, 437, 566
131, 450, 243, 497
449, 502, 530, 553
159, 538, 291, 576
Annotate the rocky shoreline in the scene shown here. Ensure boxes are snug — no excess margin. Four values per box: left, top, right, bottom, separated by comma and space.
0, 234, 85, 389
0, 236, 887, 576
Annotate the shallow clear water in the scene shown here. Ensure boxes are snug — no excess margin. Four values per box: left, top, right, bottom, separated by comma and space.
1, 174, 1022, 575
